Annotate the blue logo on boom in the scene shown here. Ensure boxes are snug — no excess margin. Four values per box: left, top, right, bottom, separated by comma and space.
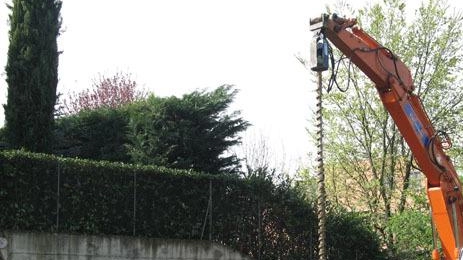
404, 103, 429, 146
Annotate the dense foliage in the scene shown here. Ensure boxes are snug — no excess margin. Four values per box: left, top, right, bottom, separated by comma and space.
54, 85, 249, 174
54, 107, 131, 162
0, 128, 6, 149
0, 150, 385, 259
4, 0, 62, 152
387, 210, 433, 259
326, 209, 385, 260
127, 85, 249, 174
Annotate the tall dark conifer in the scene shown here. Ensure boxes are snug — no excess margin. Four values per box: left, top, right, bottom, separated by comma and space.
4, 0, 62, 152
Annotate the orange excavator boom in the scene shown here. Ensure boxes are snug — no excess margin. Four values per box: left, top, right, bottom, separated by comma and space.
310, 13, 463, 260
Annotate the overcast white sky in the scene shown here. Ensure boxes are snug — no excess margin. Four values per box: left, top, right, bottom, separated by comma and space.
1, 0, 462, 173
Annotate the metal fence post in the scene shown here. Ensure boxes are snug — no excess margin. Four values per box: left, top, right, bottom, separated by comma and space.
133, 171, 137, 236
258, 199, 262, 260
209, 180, 212, 241
56, 163, 61, 231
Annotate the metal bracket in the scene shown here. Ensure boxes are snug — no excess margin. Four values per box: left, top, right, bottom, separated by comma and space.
310, 14, 328, 32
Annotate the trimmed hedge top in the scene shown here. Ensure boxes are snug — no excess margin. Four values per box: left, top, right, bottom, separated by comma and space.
1, 149, 236, 180
0, 149, 384, 259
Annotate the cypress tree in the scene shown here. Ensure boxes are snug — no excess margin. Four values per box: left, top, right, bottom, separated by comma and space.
4, 0, 62, 152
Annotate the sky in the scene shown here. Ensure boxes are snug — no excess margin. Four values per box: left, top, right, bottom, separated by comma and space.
1, 0, 463, 174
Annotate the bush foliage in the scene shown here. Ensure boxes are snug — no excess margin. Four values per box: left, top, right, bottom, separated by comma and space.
0, 150, 385, 259
54, 107, 131, 162
126, 85, 249, 174
387, 210, 433, 259
54, 85, 249, 174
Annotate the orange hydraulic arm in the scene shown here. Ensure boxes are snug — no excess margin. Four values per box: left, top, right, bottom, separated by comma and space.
310, 13, 463, 260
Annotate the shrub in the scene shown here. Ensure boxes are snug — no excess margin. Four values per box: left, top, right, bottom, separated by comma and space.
0, 150, 385, 259
53, 107, 130, 162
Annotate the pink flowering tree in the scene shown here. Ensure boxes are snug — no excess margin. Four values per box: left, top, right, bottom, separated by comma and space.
59, 72, 145, 115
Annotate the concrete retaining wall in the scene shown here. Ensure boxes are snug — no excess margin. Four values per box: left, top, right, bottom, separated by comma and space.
0, 232, 251, 260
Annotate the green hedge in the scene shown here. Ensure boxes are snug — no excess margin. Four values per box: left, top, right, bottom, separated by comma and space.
53, 107, 131, 163
0, 150, 384, 259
